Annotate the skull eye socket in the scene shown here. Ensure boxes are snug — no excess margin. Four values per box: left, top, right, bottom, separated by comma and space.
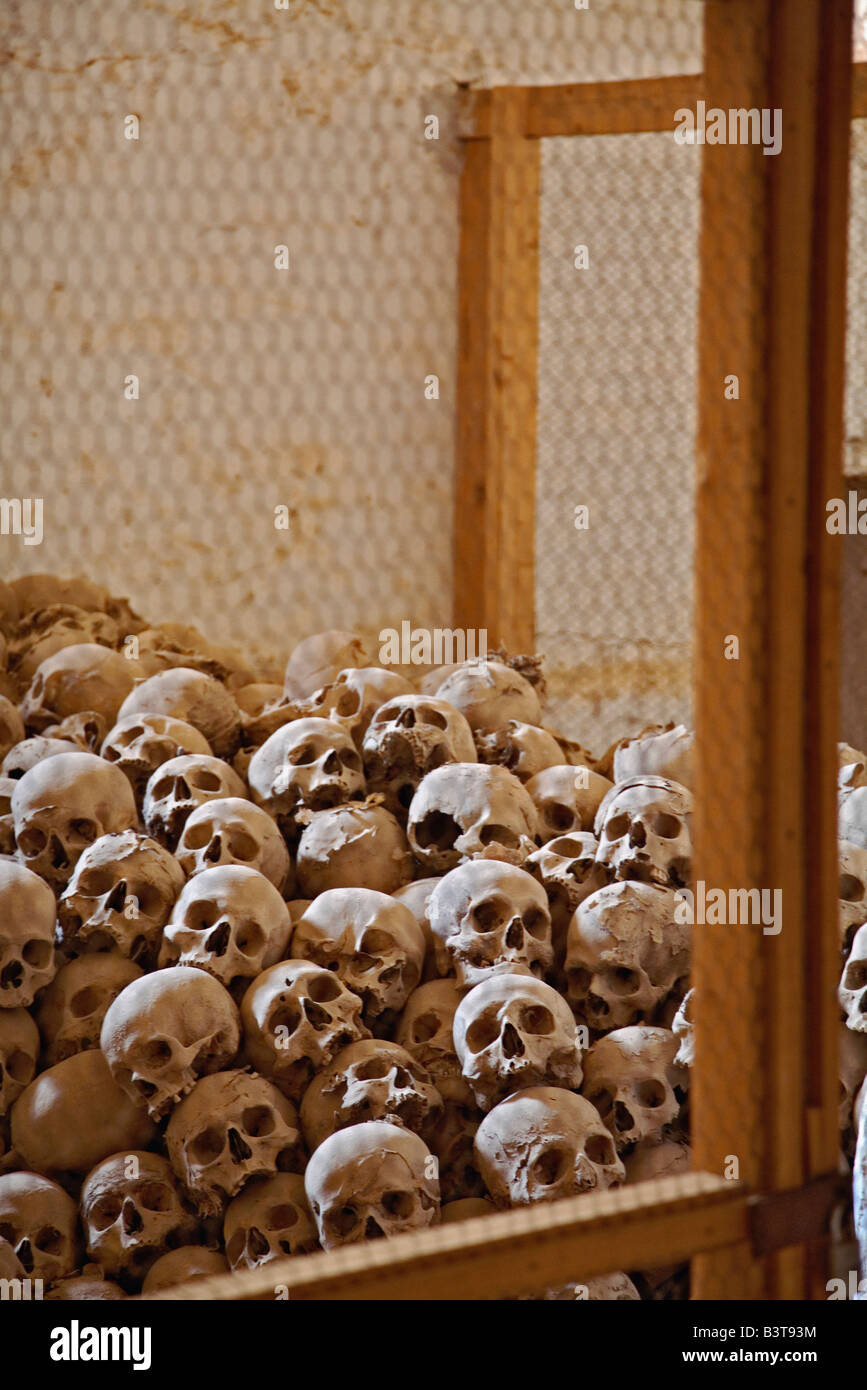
134, 884, 164, 919
0, 1221, 16, 1243
604, 813, 630, 840
479, 824, 519, 848
360, 929, 393, 955
182, 822, 213, 850
650, 812, 681, 839
381, 1190, 415, 1217
184, 901, 220, 933
608, 967, 641, 996
70, 985, 103, 1018
411, 1011, 442, 1044
266, 1204, 298, 1231
77, 867, 116, 896
307, 973, 341, 1003
140, 1038, 173, 1070
543, 802, 576, 832
22, 939, 52, 968
531, 1147, 567, 1186
269, 1004, 301, 1036
71, 819, 99, 844
329, 1205, 359, 1236
241, 1106, 275, 1137
89, 1197, 121, 1230
191, 1127, 226, 1163
519, 1005, 554, 1035
150, 777, 175, 801
335, 690, 360, 716
635, 1079, 667, 1109
521, 907, 548, 939
228, 830, 259, 862
567, 966, 591, 996
226, 1230, 246, 1266
414, 810, 460, 853
189, 769, 222, 792
137, 1182, 174, 1212
354, 1058, 389, 1080
587, 1087, 614, 1120
472, 897, 509, 933
417, 705, 448, 730
840, 872, 865, 902
288, 744, 316, 766
6, 1048, 33, 1082
465, 1015, 500, 1053
844, 960, 867, 992
34, 1225, 63, 1253
17, 827, 47, 856
236, 922, 265, 956
338, 748, 362, 772
585, 1133, 617, 1166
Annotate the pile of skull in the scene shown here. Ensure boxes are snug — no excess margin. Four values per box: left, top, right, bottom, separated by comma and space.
0, 573, 702, 1301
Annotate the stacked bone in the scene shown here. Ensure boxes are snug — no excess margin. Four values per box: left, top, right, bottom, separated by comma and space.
0, 572, 702, 1300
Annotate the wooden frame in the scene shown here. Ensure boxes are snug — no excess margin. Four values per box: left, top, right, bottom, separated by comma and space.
178, 12, 857, 1301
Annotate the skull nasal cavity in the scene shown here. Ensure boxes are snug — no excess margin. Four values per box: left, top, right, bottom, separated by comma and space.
501, 1022, 524, 1059
614, 1101, 634, 1132
205, 920, 231, 957
628, 821, 646, 848
122, 1199, 143, 1236
504, 918, 524, 949
106, 880, 127, 912
229, 1128, 253, 1164
205, 835, 222, 861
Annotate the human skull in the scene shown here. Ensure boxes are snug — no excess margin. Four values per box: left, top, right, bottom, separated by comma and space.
838, 762, 867, 847
283, 630, 372, 701
362, 694, 477, 818
393, 877, 442, 981
565, 881, 690, 1031
100, 966, 241, 1118
142, 754, 246, 849
302, 667, 415, 749
300, 1039, 443, 1151
10, 1049, 157, 1176
435, 661, 542, 734
80, 1152, 198, 1287
160, 866, 293, 989
12, 605, 119, 684
116, 667, 241, 759
291, 888, 425, 1031
428, 1100, 486, 1201
582, 1026, 687, 1152
0, 776, 13, 856
295, 804, 413, 897
165, 1069, 305, 1217
0, 860, 57, 1007
141, 1245, 228, 1293
594, 776, 692, 889
408, 764, 539, 873
428, 860, 553, 989
45, 1269, 127, 1300
839, 1022, 867, 1156
525, 833, 606, 963
175, 798, 292, 894
395, 978, 471, 1104
0, 1007, 40, 1114
0, 1172, 81, 1282
35, 953, 143, 1067
526, 765, 613, 842
474, 721, 565, 783
57, 830, 185, 965
839, 840, 867, 957
19, 644, 143, 732
0, 696, 25, 762
454, 974, 584, 1111
840, 922, 867, 1032
240, 959, 370, 1102
42, 710, 108, 751
612, 724, 694, 789
2, 735, 80, 780
12, 751, 137, 891
672, 988, 695, 1067
224, 1172, 319, 1269
249, 718, 365, 838
101, 713, 212, 804
304, 1120, 439, 1249
474, 1087, 624, 1207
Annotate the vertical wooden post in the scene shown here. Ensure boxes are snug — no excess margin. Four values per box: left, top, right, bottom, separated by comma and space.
455, 90, 539, 652
694, 0, 851, 1299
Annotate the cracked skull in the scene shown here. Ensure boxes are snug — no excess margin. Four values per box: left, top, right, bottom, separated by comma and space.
165, 1069, 305, 1217
428, 859, 553, 989
12, 751, 137, 892
395, 977, 471, 1104
362, 694, 477, 819
300, 1038, 443, 1152
224, 1172, 319, 1270
116, 667, 241, 759
454, 974, 584, 1111
525, 832, 606, 963
408, 764, 539, 873
57, 830, 185, 966
581, 1025, 688, 1152
474, 721, 565, 784
301, 666, 415, 749
305, 1120, 439, 1250
565, 880, 690, 1031
19, 643, 142, 733
248, 718, 364, 837
435, 661, 542, 735
474, 1087, 624, 1207
594, 776, 692, 889
100, 966, 240, 1119
35, 953, 143, 1068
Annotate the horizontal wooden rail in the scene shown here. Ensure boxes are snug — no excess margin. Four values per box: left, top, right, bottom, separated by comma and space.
461, 62, 867, 140
151, 1173, 749, 1301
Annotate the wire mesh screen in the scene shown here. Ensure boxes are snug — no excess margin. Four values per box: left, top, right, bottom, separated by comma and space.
536, 132, 700, 749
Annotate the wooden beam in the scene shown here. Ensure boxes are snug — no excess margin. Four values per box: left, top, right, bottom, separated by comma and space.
464, 76, 704, 140
454, 89, 538, 651
853, 61, 867, 117
152, 1173, 746, 1302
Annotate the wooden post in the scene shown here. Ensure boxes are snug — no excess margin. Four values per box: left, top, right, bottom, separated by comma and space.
693, 0, 851, 1299
455, 89, 539, 652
